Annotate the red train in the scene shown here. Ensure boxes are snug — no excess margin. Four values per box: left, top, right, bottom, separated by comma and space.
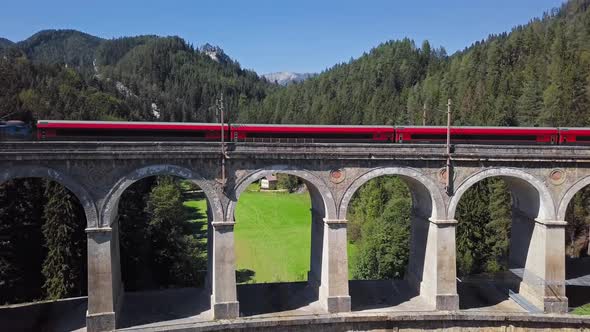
32, 120, 590, 145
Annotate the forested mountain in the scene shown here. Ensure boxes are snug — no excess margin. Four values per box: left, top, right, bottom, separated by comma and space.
0, 31, 273, 122
95, 36, 271, 122
11, 30, 103, 75
243, 0, 590, 127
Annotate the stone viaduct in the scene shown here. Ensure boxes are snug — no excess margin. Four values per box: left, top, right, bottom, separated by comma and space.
1, 141, 589, 331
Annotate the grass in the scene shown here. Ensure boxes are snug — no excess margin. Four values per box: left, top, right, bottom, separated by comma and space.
181, 181, 209, 240
234, 190, 312, 283
348, 241, 358, 276
183, 198, 208, 224
572, 303, 590, 315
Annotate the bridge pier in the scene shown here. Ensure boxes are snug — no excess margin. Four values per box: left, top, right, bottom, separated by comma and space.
86, 222, 123, 332
319, 219, 351, 312
410, 218, 459, 310
512, 218, 568, 313
210, 221, 239, 319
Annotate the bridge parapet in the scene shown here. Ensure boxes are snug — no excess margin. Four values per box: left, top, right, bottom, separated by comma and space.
1, 141, 589, 331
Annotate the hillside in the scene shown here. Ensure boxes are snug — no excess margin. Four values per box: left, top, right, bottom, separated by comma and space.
13, 30, 103, 74
0, 31, 273, 122
95, 36, 271, 122
242, 0, 590, 128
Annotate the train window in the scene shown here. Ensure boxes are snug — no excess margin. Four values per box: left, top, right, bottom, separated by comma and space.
399, 134, 403, 143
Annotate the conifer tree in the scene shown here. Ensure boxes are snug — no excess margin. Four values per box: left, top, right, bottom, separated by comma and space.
41, 181, 87, 299
485, 179, 512, 272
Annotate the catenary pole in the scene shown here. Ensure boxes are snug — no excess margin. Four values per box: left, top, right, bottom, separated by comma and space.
446, 98, 452, 195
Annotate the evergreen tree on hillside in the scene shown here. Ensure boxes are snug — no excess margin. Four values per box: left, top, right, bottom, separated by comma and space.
41, 181, 87, 299
145, 177, 187, 285
119, 176, 205, 290
456, 181, 490, 276
353, 195, 411, 279
348, 177, 412, 280
485, 179, 512, 272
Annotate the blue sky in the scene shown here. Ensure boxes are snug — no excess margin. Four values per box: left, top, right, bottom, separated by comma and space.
0, 0, 565, 74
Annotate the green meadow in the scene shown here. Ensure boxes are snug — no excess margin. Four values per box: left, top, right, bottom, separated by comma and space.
182, 183, 357, 284
234, 187, 312, 283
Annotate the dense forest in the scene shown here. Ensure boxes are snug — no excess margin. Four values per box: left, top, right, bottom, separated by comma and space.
2, 0, 590, 305
242, 0, 590, 127
0, 30, 272, 123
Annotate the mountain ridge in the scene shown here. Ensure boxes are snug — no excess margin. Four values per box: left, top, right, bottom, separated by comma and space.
0, 37, 14, 49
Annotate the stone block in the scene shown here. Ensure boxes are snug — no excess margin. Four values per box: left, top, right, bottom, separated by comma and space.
435, 294, 459, 311
213, 301, 239, 319
86, 311, 115, 332
325, 295, 351, 313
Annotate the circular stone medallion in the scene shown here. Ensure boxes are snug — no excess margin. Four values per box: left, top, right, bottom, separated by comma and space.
330, 169, 346, 184
549, 169, 566, 186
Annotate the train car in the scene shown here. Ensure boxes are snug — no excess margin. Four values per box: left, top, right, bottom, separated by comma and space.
0, 120, 32, 140
558, 128, 590, 145
231, 124, 395, 143
36, 120, 228, 141
395, 126, 559, 144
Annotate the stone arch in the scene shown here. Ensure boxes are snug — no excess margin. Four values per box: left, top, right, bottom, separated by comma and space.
102, 164, 222, 227
448, 167, 555, 221
0, 165, 98, 228
338, 167, 445, 220
226, 165, 337, 221
558, 175, 590, 221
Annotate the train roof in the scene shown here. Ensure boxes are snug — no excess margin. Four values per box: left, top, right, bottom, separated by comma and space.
395, 125, 557, 130
231, 123, 393, 129
37, 120, 226, 126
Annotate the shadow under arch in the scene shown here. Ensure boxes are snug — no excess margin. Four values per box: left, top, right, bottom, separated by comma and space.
448, 167, 557, 311
101, 164, 222, 227
338, 166, 446, 310
0, 165, 98, 228
227, 165, 337, 316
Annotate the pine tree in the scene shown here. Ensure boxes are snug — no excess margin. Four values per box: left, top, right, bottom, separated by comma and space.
517, 62, 544, 126
456, 181, 491, 276
485, 179, 512, 272
41, 181, 87, 299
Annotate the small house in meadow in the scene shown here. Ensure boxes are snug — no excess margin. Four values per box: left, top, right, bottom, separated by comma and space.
260, 174, 278, 190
